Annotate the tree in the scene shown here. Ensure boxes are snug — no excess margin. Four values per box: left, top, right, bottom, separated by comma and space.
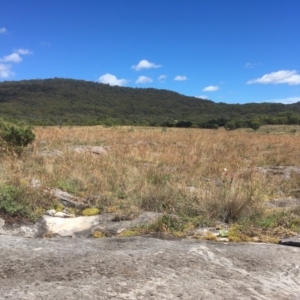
175, 120, 192, 128
225, 120, 236, 130
248, 119, 261, 131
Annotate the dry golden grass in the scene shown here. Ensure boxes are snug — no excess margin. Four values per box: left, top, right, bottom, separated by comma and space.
1, 125, 300, 236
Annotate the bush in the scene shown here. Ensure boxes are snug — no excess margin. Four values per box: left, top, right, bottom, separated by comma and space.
0, 184, 29, 217
224, 120, 236, 130
0, 183, 55, 221
0, 120, 35, 155
248, 119, 261, 131
175, 120, 193, 128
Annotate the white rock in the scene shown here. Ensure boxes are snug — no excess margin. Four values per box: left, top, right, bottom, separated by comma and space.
54, 212, 69, 218
69, 145, 107, 155
90, 146, 108, 155
30, 178, 42, 188
186, 186, 197, 193
19, 226, 39, 238
46, 209, 56, 216
53, 230, 75, 238
218, 238, 229, 242
0, 221, 40, 238
42, 215, 101, 237
40, 212, 162, 238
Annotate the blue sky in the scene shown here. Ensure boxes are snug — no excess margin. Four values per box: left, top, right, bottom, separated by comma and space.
1, 0, 299, 104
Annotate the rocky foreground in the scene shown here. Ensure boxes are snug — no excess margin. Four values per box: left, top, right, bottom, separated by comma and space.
0, 166, 300, 299
0, 235, 300, 299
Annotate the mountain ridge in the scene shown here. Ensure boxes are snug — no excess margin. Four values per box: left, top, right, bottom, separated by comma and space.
0, 78, 299, 126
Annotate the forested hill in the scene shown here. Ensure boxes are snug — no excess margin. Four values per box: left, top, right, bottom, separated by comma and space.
0, 78, 300, 127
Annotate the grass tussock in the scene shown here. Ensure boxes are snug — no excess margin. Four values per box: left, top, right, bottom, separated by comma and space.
1, 125, 300, 240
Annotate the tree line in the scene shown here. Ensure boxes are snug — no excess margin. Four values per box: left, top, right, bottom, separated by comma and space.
0, 78, 299, 128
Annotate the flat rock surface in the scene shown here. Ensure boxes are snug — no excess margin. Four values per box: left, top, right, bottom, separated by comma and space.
280, 235, 300, 247
0, 236, 300, 299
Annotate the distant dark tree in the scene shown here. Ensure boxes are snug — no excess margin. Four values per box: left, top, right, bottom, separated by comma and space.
248, 119, 261, 131
287, 114, 300, 125
225, 120, 236, 130
203, 119, 220, 129
160, 121, 174, 127
235, 119, 247, 129
175, 120, 193, 128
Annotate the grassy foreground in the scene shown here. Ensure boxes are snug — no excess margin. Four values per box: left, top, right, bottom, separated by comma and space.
1, 125, 300, 242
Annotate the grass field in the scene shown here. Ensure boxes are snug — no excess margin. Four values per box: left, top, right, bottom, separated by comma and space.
1, 125, 300, 242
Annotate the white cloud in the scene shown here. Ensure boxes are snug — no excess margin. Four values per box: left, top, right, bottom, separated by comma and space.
158, 75, 166, 81
0, 63, 13, 78
40, 41, 51, 47
247, 70, 300, 85
0, 27, 7, 33
135, 75, 153, 84
203, 85, 219, 92
196, 95, 208, 99
98, 73, 129, 86
0, 48, 32, 78
245, 62, 254, 69
267, 97, 300, 104
16, 48, 32, 55
0, 53, 22, 63
174, 75, 187, 81
245, 62, 261, 69
0, 49, 32, 63
132, 59, 161, 71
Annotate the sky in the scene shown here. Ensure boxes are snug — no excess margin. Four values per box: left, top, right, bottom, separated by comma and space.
0, 0, 300, 104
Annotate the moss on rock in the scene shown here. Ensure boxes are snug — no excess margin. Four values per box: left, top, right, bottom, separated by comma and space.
82, 207, 100, 216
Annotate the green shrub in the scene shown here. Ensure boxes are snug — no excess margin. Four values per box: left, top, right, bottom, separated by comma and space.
0, 183, 55, 221
225, 120, 237, 130
0, 184, 29, 217
248, 119, 261, 131
0, 120, 35, 155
